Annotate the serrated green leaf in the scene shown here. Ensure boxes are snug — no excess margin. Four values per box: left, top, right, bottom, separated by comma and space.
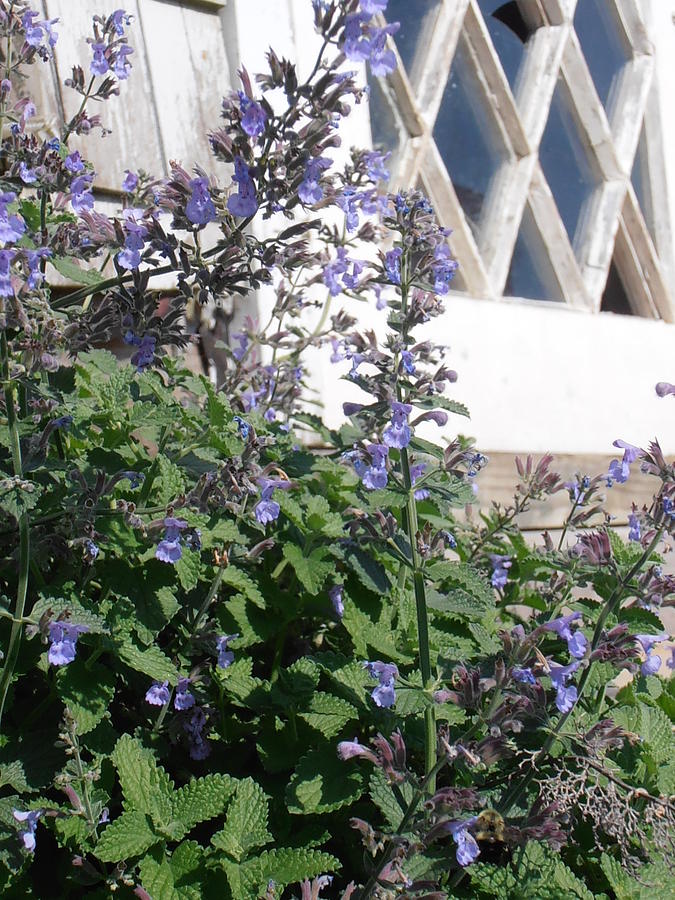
112, 735, 174, 827
95, 810, 159, 863
425, 561, 494, 612
369, 769, 413, 830
221, 567, 264, 608
298, 692, 357, 737
116, 637, 179, 683
211, 778, 271, 862
338, 543, 391, 594
172, 774, 236, 832
50, 256, 105, 286
0, 760, 30, 794
235, 848, 340, 899
286, 748, 363, 814
138, 853, 181, 900
30, 596, 108, 634
155, 454, 186, 506
305, 494, 344, 536
282, 544, 333, 595
175, 549, 202, 592
0, 477, 42, 522
57, 660, 115, 734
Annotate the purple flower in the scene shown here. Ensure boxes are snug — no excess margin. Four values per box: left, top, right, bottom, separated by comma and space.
216, 634, 238, 669
323, 247, 351, 296
512, 666, 537, 684
232, 332, 248, 360
544, 613, 588, 660
384, 247, 401, 284
329, 584, 344, 618
336, 187, 360, 231
25, 248, 51, 289
84, 539, 99, 560
183, 706, 210, 759
122, 169, 138, 192
361, 0, 388, 14
337, 738, 377, 763
410, 462, 429, 500
655, 382, 675, 397
383, 401, 412, 449
448, 818, 480, 867
254, 477, 291, 525
400, 350, 415, 374
48, 622, 88, 666
0, 193, 26, 243
627, 513, 641, 542
363, 150, 390, 182
186, 176, 217, 226
117, 231, 144, 269
155, 516, 188, 564
549, 661, 580, 713
145, 680, 170, 706
368, 27, 398, 76
113, 44, 133, 80
365, 660, 398, 708
69, 175, 94, 214
174, 677, 195, 710
667, 647, 675, 670
606, 439, 643, 487
19, 162, 36, 184
111, 10, 133, 36
227, 156, 258, 218
489, 554, 511, 589
90, 42, 109, 75
124, 330, 156, 373
361, 443, 389, 490
65, 151, 84, 174
635, 632, 669, 676
13, 809, 41, 853
298, 156, 331, 205
233, 415, 250, 439
431, 243, 458, 294
238, 92, 267, 137
0, 249, 14, 296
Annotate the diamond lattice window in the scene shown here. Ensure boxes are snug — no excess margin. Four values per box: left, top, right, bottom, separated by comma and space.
368, 0, 674, 321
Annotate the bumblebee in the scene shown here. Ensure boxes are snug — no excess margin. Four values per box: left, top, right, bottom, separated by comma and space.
474, 809, 509, 865
474, 809, 506, 844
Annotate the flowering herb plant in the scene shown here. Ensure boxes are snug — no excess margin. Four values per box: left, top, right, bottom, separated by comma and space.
0, 1, 673, 897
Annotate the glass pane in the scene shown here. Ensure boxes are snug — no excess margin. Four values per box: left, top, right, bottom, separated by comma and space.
539, 78, 600, 244
631, 124, 656, 245
385, 0, 441, 79
505, 205, 563, 301
476, 0, 530, 90
574, 0, 629, 112
601, 260, 634, 315
367, 69, 406, 154
433, 38, 509, 238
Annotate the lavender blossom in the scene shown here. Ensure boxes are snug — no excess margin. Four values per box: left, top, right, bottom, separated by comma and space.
238, 92, 267, 137
183, 706, 210, 759
227, 156, 258, 217
489, 554, 511, 590
512, 667, 537, 685
363, 150, 390, 182
145, 680, 170, 706
329, 584, 344, 618
383, 401, 412, 449
410, 462, 429, 500
364, 661, 398, 708
186, 177, 217, 226
400, 350, 415, 374
174, 677, 195, 710
384, 247, 401, 285
447, 818, 480, 867
113, 44, 133, 80
543, 612, 588, 660
216, 634, 238, 669
298, 156, 331, 205
635, 632, 669, 676
606, 439, 643, 487
337, 737, 377, 763
430, 242, 458, 294
254, 477, 291, 526
25, 248, 51, 289
548, 661, 580, 713
655, 382, 675, 397
361, 443, 389, 490
0, 249, 14, 297
90, 42, 109, 75
155, 517, 188, 563
122, 169, 138, 192
13, 809, 41, 853
0, 193, 26, 242
628, 513, 641, 542
48, 622, 89, 666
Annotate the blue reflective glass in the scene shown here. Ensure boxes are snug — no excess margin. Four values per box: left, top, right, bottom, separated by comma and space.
433, 39, 508, 237
631, 124, 656, 245
385, 0, 440, 76
367, 71, 403, 153
476, 0, 529, 89
574, 0, 629, 111
539, 78, 599, 243
506, 205, 563, 301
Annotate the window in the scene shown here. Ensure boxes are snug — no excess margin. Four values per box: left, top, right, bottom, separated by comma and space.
368, 0, 674, 320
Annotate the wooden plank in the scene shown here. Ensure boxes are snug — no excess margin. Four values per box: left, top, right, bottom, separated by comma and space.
422, 142, 493, 297
137, 1, 230, 178
620, 187, 675, 322
609, 54, 653, 173
640, 81, 675, 289
613, 212, 660, 318
528, 163, 593, 309
416, 0, 469, 125
577, 179, 626, 305
44, 0, 166, 190
516, 24, 567, 146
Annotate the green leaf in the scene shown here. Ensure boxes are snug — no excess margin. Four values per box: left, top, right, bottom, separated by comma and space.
95, 810, 159, 863
116, 637, 179, 683
50, 256, 105, 286
112, 735, 174, 828
304, 495, 344, 537
282, 544, 333, 595
233, 848, 340, 899
286, 748, 363, 814
0, 760, 30, 794
30, 596, 108, 634
155, 454, 186, 506
298, 692, 357, 737
0, 477, 42, 522
211, 778, 271, 862
57, 660, 116, 734
221, 567, 264, 608
138, 853, 181, 900
175, 549, 202, 593
425, 561, 494, 613
172, 774, 236, 833
369, 769, 413, 830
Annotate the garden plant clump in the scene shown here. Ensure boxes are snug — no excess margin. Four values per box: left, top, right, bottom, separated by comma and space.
0, 0, 674, 896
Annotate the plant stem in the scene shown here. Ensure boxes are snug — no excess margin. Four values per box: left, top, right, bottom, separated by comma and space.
0, 330, 30, 730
